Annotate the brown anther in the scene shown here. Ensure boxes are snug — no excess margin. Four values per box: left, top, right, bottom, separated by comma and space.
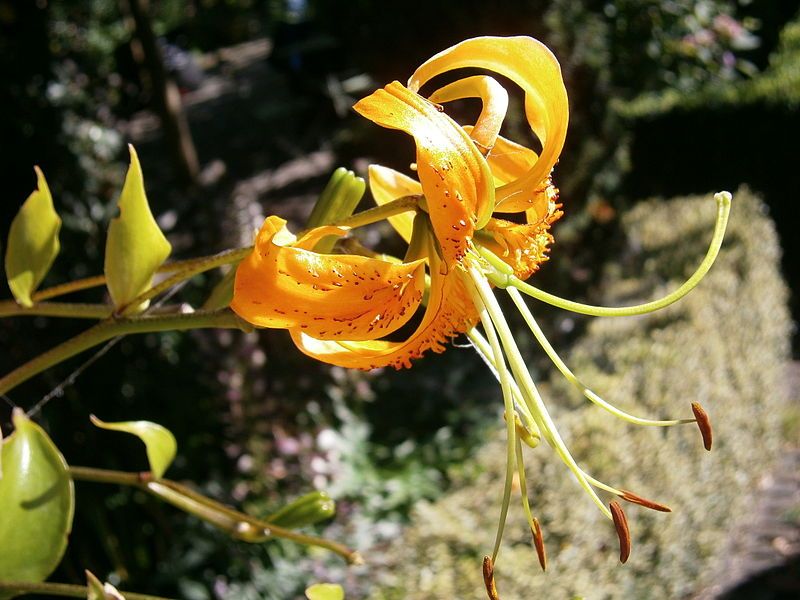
482, 556, 500, 600
531, 517, 547, 571
610, 501, 631, 564
691, 402, 713, 451
619, 489, 672, 513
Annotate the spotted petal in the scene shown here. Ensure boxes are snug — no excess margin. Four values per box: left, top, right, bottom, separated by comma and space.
231, 216, 425, 340
409, 36, 568, 213
354, 82, 495, 262
290, 251, 478, 370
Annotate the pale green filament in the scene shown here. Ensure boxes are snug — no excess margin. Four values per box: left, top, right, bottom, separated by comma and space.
507, 287, 695, 428
467, 275, 519, 563
514, 437, 539, 533
467, 328, 540, 441
482, 191, 731, 317
467, 266, 612, 520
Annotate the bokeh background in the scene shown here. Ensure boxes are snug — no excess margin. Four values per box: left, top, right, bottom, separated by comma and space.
1, 1, 798, 598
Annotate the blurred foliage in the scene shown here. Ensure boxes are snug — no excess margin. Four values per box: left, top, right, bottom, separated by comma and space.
365, 188, 792, 599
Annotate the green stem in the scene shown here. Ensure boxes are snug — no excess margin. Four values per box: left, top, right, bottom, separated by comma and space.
31, 275, 108, 302
0, 581, 174, 600
0, 309, 246, 396
118, 248, 252, 316
0, 302, 112, 319
316, 195, 419, 232
68, 467, 363, 565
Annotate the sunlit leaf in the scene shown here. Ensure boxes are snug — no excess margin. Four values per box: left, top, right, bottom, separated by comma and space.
305, 583, 345, 600
5, 167, 62, 307
104, 145, 171, 310
86, 570, 126, 600
0, 409, 74, 583
90, 415, 177, 479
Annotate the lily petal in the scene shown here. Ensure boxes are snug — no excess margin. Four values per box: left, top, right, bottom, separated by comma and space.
354, 81, 495, 261
368, 165, 421, 243
231, 216, 426, 340
429, 75, 508, 154
290, 251, 478, 370
409, 36, 568, 212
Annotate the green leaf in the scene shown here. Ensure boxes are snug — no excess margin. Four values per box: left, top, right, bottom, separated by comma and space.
86, 570, 126, 600
104, 145, 171, 309
305, 583, 344, 600
5, 167, 62, 307
266, 491, 336, 528
90, 415, 177, 479
0, 409, 74, 583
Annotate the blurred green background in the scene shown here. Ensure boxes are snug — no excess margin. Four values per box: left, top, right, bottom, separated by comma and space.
1, 1, 798, 598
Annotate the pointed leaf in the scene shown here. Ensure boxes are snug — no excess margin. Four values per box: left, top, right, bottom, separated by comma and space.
305, 583, 344, 600
266, 491, 336, 528
0, 409, 74, 582
86, 570, 126, 600
104, 145, 171, 309
5, 167, 62, 307
90, 415, 177, 479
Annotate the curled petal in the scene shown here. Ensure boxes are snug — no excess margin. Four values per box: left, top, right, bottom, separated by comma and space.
429, 75, 508, 154
368, 165, 421, 243
354, 81, 495, 261
291, 254, 479, 370
231, 216, 426, 340
409, 36, 568, 211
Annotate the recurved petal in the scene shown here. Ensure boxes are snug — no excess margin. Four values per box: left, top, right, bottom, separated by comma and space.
368, 165, 421, 243
290, 253, 479, 370
231, 217, 426, 340
429, 75, 508, 154
354, 82, 495, 262
409, 36, 568, 210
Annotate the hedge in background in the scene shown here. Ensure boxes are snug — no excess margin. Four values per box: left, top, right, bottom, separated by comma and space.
367, 188, 792, 599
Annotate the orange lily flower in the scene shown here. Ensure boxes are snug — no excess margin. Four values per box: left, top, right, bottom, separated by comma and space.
231, 36, 732, 581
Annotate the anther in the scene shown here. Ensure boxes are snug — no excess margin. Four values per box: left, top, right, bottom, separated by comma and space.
531, 517, 547, 571
619, 489, 672, 513
691, 402, 713, 451
609, 501, 631, 564
482, 556, 500, 600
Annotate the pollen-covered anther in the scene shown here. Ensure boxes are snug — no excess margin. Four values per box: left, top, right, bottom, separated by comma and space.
691, 402, 713, 451
531, 517, 547, 571
619, 489, 672, 513
482, 556, 500, 600
609, 501, 631, 564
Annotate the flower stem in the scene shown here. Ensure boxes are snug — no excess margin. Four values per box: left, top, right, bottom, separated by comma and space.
0, 581, 174, 599
68, 466, 363, 564
321, 195, 419, 231
0, 309, 247, 396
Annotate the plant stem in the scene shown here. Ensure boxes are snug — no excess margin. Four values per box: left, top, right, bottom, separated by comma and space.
0, 302, 112, 319
0, 309, 246, 396
316, 195, 419, 232
69, 466, 363, 565
0, 581, 174, 599
31, 275, 108, 302
118, 247, 251, 316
